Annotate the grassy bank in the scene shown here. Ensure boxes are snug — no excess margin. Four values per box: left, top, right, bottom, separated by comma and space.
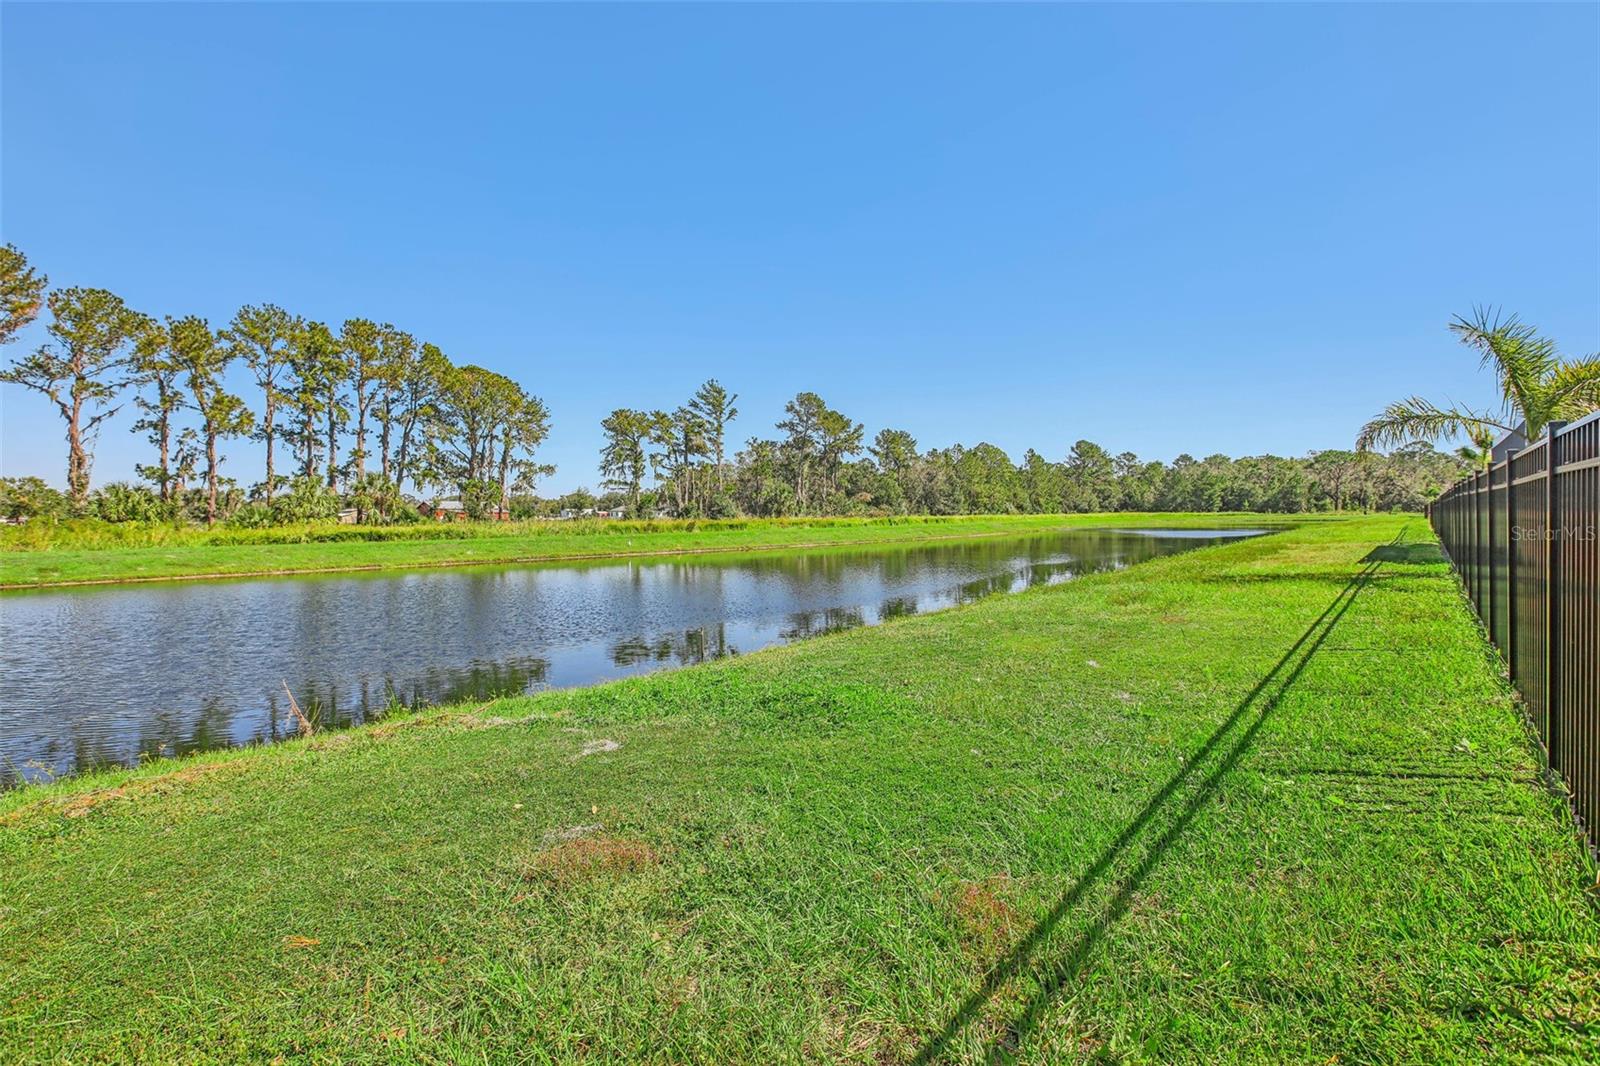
3, 516, 1596, 1062
0, 511, 1300, 588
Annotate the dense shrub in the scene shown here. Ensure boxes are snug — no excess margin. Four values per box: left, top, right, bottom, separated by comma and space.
0, 477, 69, 522
265, 477, 341, 525
92, 483, 168, 524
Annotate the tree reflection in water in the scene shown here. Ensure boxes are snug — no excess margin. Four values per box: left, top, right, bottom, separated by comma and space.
1, 528, 1263, 785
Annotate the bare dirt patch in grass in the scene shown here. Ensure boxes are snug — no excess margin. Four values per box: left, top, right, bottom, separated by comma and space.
542, 822, 604, 844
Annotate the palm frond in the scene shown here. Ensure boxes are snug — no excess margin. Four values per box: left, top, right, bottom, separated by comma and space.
1356, 396, 1512, 453
1544, 354, 1600, 422
1449, 306, 1556, 423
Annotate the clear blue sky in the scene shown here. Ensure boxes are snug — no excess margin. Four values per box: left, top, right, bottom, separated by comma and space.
3, 2, 1596, 495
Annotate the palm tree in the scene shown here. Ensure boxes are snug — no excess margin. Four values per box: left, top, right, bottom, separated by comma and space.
1453, 424, 1498, 473
1358, 309, 1600, 463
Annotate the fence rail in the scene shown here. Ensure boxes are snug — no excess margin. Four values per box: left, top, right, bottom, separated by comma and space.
1429, 410, 1599, 854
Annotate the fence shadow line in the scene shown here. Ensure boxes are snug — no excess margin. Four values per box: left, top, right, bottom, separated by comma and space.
911, 550, 1388, 1065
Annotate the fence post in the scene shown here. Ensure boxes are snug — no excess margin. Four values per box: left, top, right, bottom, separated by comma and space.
1477, 471, 1487, 614
1478, 464, 1491, 630
1470, 473, 1479, 609
1505, 450, 1518, 682
1546, 422, 1567, 763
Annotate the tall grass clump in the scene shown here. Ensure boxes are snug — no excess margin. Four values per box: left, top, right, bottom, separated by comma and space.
0, 513, 979, 553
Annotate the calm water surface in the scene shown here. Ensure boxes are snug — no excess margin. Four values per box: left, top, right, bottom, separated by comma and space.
0, 528, 1264, 784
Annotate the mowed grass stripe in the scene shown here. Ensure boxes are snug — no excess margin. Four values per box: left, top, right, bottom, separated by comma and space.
1, 515, 1595, 1063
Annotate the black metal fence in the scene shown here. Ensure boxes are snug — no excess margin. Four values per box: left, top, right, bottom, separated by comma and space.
1429, 410, 1599, 853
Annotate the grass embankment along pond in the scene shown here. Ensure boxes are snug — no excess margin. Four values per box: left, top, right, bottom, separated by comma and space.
0, 511, 1300, 588
3, 515, 1596, 1062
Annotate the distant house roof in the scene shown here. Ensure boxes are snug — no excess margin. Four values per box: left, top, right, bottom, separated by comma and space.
1492, 423, 1529, 463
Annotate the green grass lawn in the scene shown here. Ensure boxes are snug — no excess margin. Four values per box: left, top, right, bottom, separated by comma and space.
2, 515, 1595, 1063
0, 512, 1299, 588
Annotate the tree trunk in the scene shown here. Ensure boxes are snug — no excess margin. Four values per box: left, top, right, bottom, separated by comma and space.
301, 408, 315, 480
497, 435, 512, 513
262, 395, 276, 502
325, 402, 338, 488
157, 408, 171, 503
354, 389, 367, 479
66, 400, 88, 509
396, 416, 414, 494
379, 402, 392, 482
681, 444, 693, 512
205, 431, 219, 527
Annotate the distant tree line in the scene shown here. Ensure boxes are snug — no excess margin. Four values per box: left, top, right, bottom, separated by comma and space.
576, 382, 1469, 520
0, 245, 549, 525
1, 244, 1470, 526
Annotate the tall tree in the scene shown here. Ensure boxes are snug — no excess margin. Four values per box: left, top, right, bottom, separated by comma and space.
1020, 448, 1065, 514
284, 321, 343, 480
427, 364, 523, 496
869, 428, 921, 511
0, 288, 149, 507
776, 392, 826, 511
393, 342, 447, 492
321, 329, 352, 488
869, 428, 919, 474
0, 244, 47, 346
688, 379, 738, 493
1358, 309, 1600, 454
656, 406, 707, 515
815, 405, 864, 506
130, 321, 189, 503
224, 303, 299, 501
599, 408, 658, 513
341, 318, 383, 479
774, 392, 862, 512
1306, 450, 1363, 512
169, 316, 254, 526
374, 324, 417, 482
1113, 451, 1163, 512
496, 389, 552, 510
954, 442, 1022, 514
1063, 440, 1118, 512
731, 438, 795, 517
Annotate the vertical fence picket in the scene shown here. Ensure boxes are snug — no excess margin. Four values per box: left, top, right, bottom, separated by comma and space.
1506, 451, 1517, 684
1548, 423, 1567, 779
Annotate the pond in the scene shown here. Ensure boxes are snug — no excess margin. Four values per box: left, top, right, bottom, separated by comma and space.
0, 528, 1266, 785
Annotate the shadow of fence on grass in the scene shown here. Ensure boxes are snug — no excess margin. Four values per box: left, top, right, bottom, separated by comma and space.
1361, 541, 1446, 566
911, 546, 1391, 1064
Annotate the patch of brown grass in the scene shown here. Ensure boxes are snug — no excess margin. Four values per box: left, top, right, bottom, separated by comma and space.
0, 760, 246, 826
945, 875, 1022, 960
525, 836, 659, 889
365, 710, 476, 739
